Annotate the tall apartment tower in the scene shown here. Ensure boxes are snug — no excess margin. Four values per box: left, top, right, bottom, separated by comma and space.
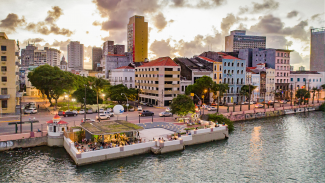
92, 47, 102, 71
225, 30, 266, 52
21, 44, 37, 67
67, 41, 84, 70
0, 32, 19, 114
103, 41, 114, 55
310, 28, 325, 72
127, 15, 148, 62
44, 47, 60, 67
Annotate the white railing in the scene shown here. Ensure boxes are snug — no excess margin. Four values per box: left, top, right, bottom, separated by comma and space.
124, 141, 155, 151
81, 147, 120, 158
164, 140, 181, 146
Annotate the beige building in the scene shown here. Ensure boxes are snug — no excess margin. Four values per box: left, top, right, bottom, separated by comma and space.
135, 57, 180, 106
266, 68, 275, 101
0, 32, 20, 114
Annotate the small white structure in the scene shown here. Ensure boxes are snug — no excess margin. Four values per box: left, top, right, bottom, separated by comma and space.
47, 114, 68, 137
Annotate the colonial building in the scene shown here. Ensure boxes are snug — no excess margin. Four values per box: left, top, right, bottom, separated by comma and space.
109, 65, 135, 88
135, 57, 180, 106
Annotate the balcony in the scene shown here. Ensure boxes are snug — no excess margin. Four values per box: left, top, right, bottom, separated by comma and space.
0, 95, 10, 99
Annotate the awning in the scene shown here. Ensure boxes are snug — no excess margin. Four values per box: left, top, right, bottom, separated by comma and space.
0, 95, 10, 100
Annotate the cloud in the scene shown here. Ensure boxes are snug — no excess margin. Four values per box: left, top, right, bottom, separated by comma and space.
220, 13, 237, 35
86, 31, 89, 34
25, 6, 73, 36
101, 30, 126, 44
287, 10, 298, 18
171, 0, 226, 8
266, 35, 293, 49
290, 51, 309, 69
169, 19, 175, 23
0, 13, 26, 32
249, 14, 309, 42
311, 13, 322, 20
171, 0, 187, 7
152, 12, 168, 31
238, 0, 279, 14
92, 21, 101, 26
150, 39, 176, 58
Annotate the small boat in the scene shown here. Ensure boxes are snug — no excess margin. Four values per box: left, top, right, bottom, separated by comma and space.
284, 109, 295, 114
296, 108, 305, 113
306, 107, 315, 111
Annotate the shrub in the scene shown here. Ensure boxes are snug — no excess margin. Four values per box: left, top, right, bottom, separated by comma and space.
319, 103, 325, 112
207, 113, 234, 132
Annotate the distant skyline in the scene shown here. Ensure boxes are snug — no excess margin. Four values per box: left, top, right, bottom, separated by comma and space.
0, 0, 324, 70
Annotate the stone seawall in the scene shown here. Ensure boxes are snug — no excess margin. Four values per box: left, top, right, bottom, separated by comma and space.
0, 136, 47, 151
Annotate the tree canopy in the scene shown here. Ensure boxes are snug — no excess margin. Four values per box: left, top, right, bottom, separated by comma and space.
170, 94, 195, 117
107, 84, 138, 104
240, 85, 257, 100
72, 87, 102, 105
185, 76, 214, 97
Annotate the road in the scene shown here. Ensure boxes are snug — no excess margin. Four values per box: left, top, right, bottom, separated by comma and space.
0, 100, 322, 134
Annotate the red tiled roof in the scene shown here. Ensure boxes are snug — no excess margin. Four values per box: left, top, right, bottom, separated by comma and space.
257, 63, 265, 65
216, 52, 241, 60
58, 120, 68, 125
47, 120, 53, 124
197, 56, 217, 63
116, 66, 134, 69
53, 114, 60, 119
138, 57, 178, 67
108, 54, 125, 57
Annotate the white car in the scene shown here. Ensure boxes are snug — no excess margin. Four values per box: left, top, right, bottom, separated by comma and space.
207, 107, 217, 111
24, 108, 37, 114
138, 106, 143, 111
99, 108, 105, 113
72, 110, 78, 114
103, 111, 114, 117
141, 102, 147, 106
159, 112, 172, 117
107, 108, 113, 112
79, 109, 85, 114
166, 108, 170, 112
280, 100, 287, 104
96, 114, 109, 120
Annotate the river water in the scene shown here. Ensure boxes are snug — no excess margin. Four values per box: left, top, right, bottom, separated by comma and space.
0, 112, 324, 182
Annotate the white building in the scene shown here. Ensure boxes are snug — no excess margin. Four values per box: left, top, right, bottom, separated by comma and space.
67, 41, 84, 70
47, 114, 68, 137
251, 72, 260, 102
290, 71, 324, 100
45, 47, 61, 67
266, 68, 275, 101
109, 65, 135, 88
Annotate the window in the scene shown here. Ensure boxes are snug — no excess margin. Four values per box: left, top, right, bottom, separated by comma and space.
320, 78, 322, 82
1, 46, 6, 51
241, 63, 244, 67
1, 77, 7, 82
182, 86, 184, 91
291, 78, 293, 81
228, 62, 230, 66
1, 88, 7, 95
313, 79, 315, 82
156, 68, 159, 71
224, 70, 226, 74
177, 68, 180, 71
214, 65, 217, 71
277, 59, 279, 63
232, 63, 234, 67
224, 62, 226, 66
237, 63, 239, 67
237, 70, 239, 74
219, 65, 222, 71
1, 56, 6, 61
130, 84, 132, 88
1, 66, 6, 72
297, 78, 300, 82
165, 75, 172, 78
125, 77, 127, 81
214, 74, 216, 79
165, 68, 173, 71
2, 100, 7, 109
303, 78, 306, 82
219, 74, 222, 79
241, 70, 243, 74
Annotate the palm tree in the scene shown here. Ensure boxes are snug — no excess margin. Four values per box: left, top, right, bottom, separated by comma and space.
316, 88, 321, 103
211, 83, 229, 113
239, 88, 248, 111
312, 87, 317, 104
92, 77, 109, 121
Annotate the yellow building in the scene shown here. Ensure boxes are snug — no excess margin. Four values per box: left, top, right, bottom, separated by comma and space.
213, 61, 223, 84
127, 15, 148, 62
0, 32, 19, 114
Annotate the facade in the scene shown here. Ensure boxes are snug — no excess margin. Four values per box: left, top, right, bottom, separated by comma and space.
114, 45, 125, 55
299, 66, 305, 71
104, 53, 133, 79
21, 44, 37, 67
67, 41, 84, 70
100, 41, 128, 73
103, 41, 114, 55
290, 66, 294, 71
246, 68, 252, 85
92, 47, 102, 71
70, 70, 89, 77
109, 65, 135, 88
135, 57, 180, 106
59, 56, 67, 71
0, 32, 20, 114
47, 114, 68, 137
290, 71, 324, 100
33, 50, 47, 66
213, 61, 223, 84
238, 48, 253, 67
251, 72, 260, 102
225, 30, 266, 52
221, 54, 246, 103
127, 15, 148, 62
252, 48, 293, 98
310, 28, 325, 72
180, 79, 191, 94
45, 47, 60, 66
266, 68, 275, 101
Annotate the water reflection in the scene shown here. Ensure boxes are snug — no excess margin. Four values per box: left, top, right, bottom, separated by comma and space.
249, 126, 263, 163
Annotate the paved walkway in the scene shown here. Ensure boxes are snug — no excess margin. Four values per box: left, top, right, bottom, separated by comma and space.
137, 122, 185, 133
139, 128, 175, 141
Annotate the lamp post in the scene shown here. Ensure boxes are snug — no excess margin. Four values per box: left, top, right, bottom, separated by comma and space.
121, 93, 128, 121
83, 84, 87, 122
65, 94, 69, 110
72, 98, 76, 109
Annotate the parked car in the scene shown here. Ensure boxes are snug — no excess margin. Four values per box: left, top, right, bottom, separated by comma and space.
128, 107, 135, 112
139, 110, 154, 116
146, 103, 153, 107
96, 114, 109, 120
207, 106, 217, 111
274, 100, 279, 103
72, 110, 78, 114
280, 100, 287, 104
103, 111, 114, 117
64, 111, 77, 117
99, 108, 105, 113
79, 109, 85, 114
140, 101, 147, 105
211, 103, 217, 106
138, 106, 143, 111
24, 108, 38, 114
244, 101, 254, 105
58, 111, 65, 116
255, 104, 264, 108
159, 111, 172, 117
107, 108, 113, 112
82, 118, 95, 123
86, 109, 93, 114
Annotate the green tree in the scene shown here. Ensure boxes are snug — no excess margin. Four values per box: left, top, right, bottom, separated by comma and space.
108, 84, 130, 104
296, 89, 309, 105
240, 85, 257, 101
89, 77, 110, 119
170, 94, 195, 117
311, 87, 317, 104
321, 84, 325, 89
211, 83, 229, 112
207, 113, 234, 132
185, 76, 214, 103
72, 87, 102, 106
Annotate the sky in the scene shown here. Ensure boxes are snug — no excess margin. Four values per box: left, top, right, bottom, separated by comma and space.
0, 0, 324, 70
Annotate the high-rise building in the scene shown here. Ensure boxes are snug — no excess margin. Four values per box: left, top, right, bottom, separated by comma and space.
225, 30, 266, 52
44, 47, 60, 67
127, 15, 148, 62
114, 45, 125, 55
21, 44, 37, 67
0, 32, 20, 114
103, 41, 114, 55
67, 41, 84, 70
310, 28, 325, 72
33, 50, 47, 66
92, 47, 102, 71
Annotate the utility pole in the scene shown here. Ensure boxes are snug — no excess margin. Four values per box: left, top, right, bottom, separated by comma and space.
84, 84, 87, 121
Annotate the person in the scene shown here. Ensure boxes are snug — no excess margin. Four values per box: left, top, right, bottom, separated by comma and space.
153, 137, 155, 141
161, 137, 164, 141
115, 144, 118, 147
37, 129, 41, 132
37, 104, 39, 109
100, 145, 103, 149
188, 131, 191, 135
158, 137, 161, 141
195, 127, 198, 130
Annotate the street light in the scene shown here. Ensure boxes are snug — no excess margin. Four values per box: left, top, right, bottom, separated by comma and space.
72, 98, 76, 109
121, 93, 128, 121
